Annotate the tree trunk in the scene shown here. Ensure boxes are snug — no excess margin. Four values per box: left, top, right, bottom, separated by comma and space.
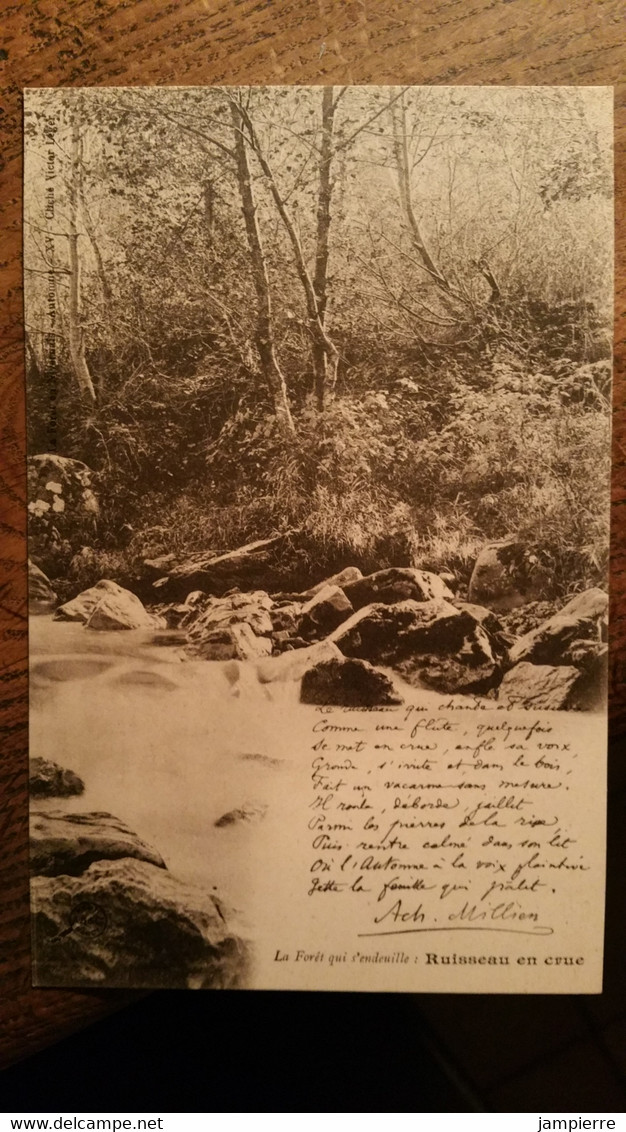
204, 178, 215, 249
234, 96, 339, 414
230, 101, 295, 438
391, 94, 450, 293
77, 132, 113, 313
312, 86, 337, 411
68, 116, 96, 403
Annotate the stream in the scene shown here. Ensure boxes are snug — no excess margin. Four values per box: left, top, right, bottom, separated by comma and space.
29, 614, 469, 966
29, 615, 312, 929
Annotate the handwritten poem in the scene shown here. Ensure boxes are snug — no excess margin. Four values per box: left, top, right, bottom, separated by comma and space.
257, 695, 605, 992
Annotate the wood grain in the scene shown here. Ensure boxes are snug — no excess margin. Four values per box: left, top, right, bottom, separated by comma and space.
1, 0, 624, 1069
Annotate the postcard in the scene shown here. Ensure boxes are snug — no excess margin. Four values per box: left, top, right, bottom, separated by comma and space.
24, 85, 612, 991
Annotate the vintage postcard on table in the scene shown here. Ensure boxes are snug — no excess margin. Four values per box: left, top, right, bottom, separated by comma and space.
24, 85, 612, 993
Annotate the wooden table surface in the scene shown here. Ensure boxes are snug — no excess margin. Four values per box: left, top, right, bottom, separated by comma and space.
1, 0, 624, 1070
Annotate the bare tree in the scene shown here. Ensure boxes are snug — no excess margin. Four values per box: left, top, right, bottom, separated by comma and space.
390, 91, 451, 294
311, 87, 338, 409
67, 112, 96, 403
230, 98, 296, 437
232, 93, 339, 412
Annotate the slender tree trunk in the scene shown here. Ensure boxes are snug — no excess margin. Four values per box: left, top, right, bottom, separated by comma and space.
312, 86, 337, 410
204, 178, 215, 249
230, 101, 296, 438
391, 94, 450, 293
479, 258, 501, 302
68, 116, 96, 403
77, 143, 113, 312
234, 96, 339, 413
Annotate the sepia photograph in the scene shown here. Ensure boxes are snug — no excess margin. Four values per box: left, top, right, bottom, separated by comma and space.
23, 85, 612, 993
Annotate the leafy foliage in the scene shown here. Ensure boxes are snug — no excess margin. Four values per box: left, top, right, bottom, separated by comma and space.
23, 87, 612, 599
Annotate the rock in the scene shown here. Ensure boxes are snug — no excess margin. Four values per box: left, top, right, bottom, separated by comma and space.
29, 758, 84, 799
331, 599, 499, 694
570, 645, 608, 711
175, 590, 211, 628
54, 579, 156, 631
271, 629, 295, 651
508, 588, 608, 667
499, 601, 558, 638
153, 602, 192, 630
300, 567, 363, 600
186, 591, 274, 647
214, 802, 267, 827
269, 602, 302, 634
28, 559, 57, 612
453, 601, 503, 635
343, 567, 454, 610
55, 580, 131, 623
30, 810, 166, 877
498, 663, 584, 710
153, 531, 303, 601
299, 584, 353, 638
256, 640, 343, 684
28, 454, 99, 576
186, 622, 273, 661
84, 587, 156, 631
142, 554, 178, 582
301, 657, 403, 707
439, 571, 458, 592
468, 538, 549, 612
453, 602, 511, 659
329, 598, 456, 658
31, 857, 248, 988
184, 590, 208, 609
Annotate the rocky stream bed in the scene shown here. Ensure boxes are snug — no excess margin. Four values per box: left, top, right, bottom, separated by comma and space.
28, 532, 608, 989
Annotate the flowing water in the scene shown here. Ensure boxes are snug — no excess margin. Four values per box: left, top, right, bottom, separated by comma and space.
29, 616, 311, 930
29, 615, 471, 979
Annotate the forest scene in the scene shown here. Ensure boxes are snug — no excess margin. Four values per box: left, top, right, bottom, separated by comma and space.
25, 86, 612, 988
25, 86, 612, 603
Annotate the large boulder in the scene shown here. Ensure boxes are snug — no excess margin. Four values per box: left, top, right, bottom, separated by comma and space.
256, 640, 343, 684
342, 567, 454, 610
298, 584, 353, 639
28, 454, 99, 576
186, 622, 272, 661
508, 588, 608, 667
85, 589, 156, 632
55, 580, 126, 622
153, 531, 304, 601
498, 663, 584, 711
31, 857, 248, 988
301, 657, 403, 707
186, 591, 274, 644
28, 559, 57, 613
30, 810, 166, 877
468, 538, 549, 612
330, 599, 499, 694
54, 580, 154, 630
29, 758, 84, 799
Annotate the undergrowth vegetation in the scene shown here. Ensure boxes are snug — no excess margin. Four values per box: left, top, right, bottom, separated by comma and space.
24, 87, 612, 600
